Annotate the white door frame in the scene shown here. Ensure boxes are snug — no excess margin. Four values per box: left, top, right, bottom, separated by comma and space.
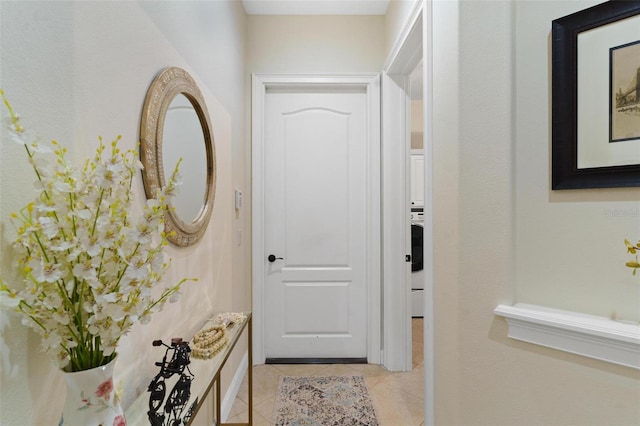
251, 74, 381, 365
382, 0, 435, 424
381, 0, 423, 371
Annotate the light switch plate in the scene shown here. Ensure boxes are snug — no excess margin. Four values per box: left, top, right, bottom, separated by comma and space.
235, 189, 242, 210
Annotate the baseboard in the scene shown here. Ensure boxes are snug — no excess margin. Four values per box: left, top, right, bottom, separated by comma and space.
266, 357, 367, 364
221, 350, 248, 422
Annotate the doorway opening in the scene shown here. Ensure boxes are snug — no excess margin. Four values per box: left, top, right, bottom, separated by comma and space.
381, 1, 434, 424
409, 59, 424, 369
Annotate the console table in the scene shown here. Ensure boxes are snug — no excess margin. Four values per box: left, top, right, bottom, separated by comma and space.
125, 312, 252, 426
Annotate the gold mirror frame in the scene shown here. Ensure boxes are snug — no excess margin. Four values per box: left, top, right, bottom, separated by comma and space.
140, 67, 216, 246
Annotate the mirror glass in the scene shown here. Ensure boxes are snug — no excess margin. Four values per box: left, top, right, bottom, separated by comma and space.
163, 94, 207, 224
140, 67, 216, 247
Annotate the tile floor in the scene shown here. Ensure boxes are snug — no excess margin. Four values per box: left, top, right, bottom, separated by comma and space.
227, 318, 424, 425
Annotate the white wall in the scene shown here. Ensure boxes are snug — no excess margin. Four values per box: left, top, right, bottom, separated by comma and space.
515, 0, 640, 322
431, 1, 640, 424
0, 1, 248, 424
385, 0, 421, 55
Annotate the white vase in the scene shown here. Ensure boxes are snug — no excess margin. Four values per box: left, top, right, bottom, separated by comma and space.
59, 357, 126, 426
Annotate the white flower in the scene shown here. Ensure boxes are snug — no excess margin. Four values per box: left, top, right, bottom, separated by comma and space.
4, 116, 28, 146
75, 209, 92, 220
0, 93, 193, 372
103, 303, 127, 322
102, 343, 117, 356
169, 290, 181, 303
150, 253, 166, 275
98, 225, 119, 249
41, 331, 62, 350
95, 292, 118, 304
50, 310, 70, 326
0, 291, 20, 309
42, 291, 63, 310
51, 239, 76, 252
124, 257, 150, 281
52, 180, 73, 193
30, 260, 63, 283
72, 259, 98, 282
28, 141, 53, 154
75, 229, 102, 258
38, 216, 59, 239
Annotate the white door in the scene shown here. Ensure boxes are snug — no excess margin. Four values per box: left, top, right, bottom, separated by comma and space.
411, 152, 425, 207
263, 86, 370, 360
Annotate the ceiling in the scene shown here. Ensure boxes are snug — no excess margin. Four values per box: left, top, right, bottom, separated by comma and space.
242, 0, 391, 15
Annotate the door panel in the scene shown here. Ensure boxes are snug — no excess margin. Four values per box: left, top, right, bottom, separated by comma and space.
411, 153, 425, 207
264, 89, 368, 359
283, 282, 350, 333
284, 108, 349, 266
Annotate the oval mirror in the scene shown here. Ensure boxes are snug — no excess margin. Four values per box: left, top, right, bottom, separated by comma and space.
140, 67, 216, 246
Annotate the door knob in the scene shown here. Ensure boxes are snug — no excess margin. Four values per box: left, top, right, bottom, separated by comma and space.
268, 254, 284, 263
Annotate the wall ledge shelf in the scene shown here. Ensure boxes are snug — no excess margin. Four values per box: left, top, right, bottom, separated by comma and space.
494, 303, 640, 370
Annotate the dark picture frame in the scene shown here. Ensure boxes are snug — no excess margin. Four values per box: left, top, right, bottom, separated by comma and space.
552, 0, 640, 189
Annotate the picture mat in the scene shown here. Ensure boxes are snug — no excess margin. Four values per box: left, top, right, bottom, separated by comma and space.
577, 14, 640, 169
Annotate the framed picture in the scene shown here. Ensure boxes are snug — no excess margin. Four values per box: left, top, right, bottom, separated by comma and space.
552, 0, 640, 189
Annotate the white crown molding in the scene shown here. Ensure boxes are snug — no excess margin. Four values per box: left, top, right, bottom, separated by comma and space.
242, 0, 390, 16
494, 303, 640, 370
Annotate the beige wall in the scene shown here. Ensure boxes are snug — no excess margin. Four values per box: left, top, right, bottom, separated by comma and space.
411, 100, 424, 149
432, 1, 640, 424
247, 15, 386, 73
0, 1, 248, 424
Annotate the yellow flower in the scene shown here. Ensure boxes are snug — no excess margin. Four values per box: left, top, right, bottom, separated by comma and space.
624, 239, 637, 254
625, 239, 640, 276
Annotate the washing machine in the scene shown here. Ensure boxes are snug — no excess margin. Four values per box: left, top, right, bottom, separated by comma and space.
411, 208, 424, 317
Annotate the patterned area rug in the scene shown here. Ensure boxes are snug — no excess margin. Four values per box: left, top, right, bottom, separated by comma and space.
272, 375, 379, 425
